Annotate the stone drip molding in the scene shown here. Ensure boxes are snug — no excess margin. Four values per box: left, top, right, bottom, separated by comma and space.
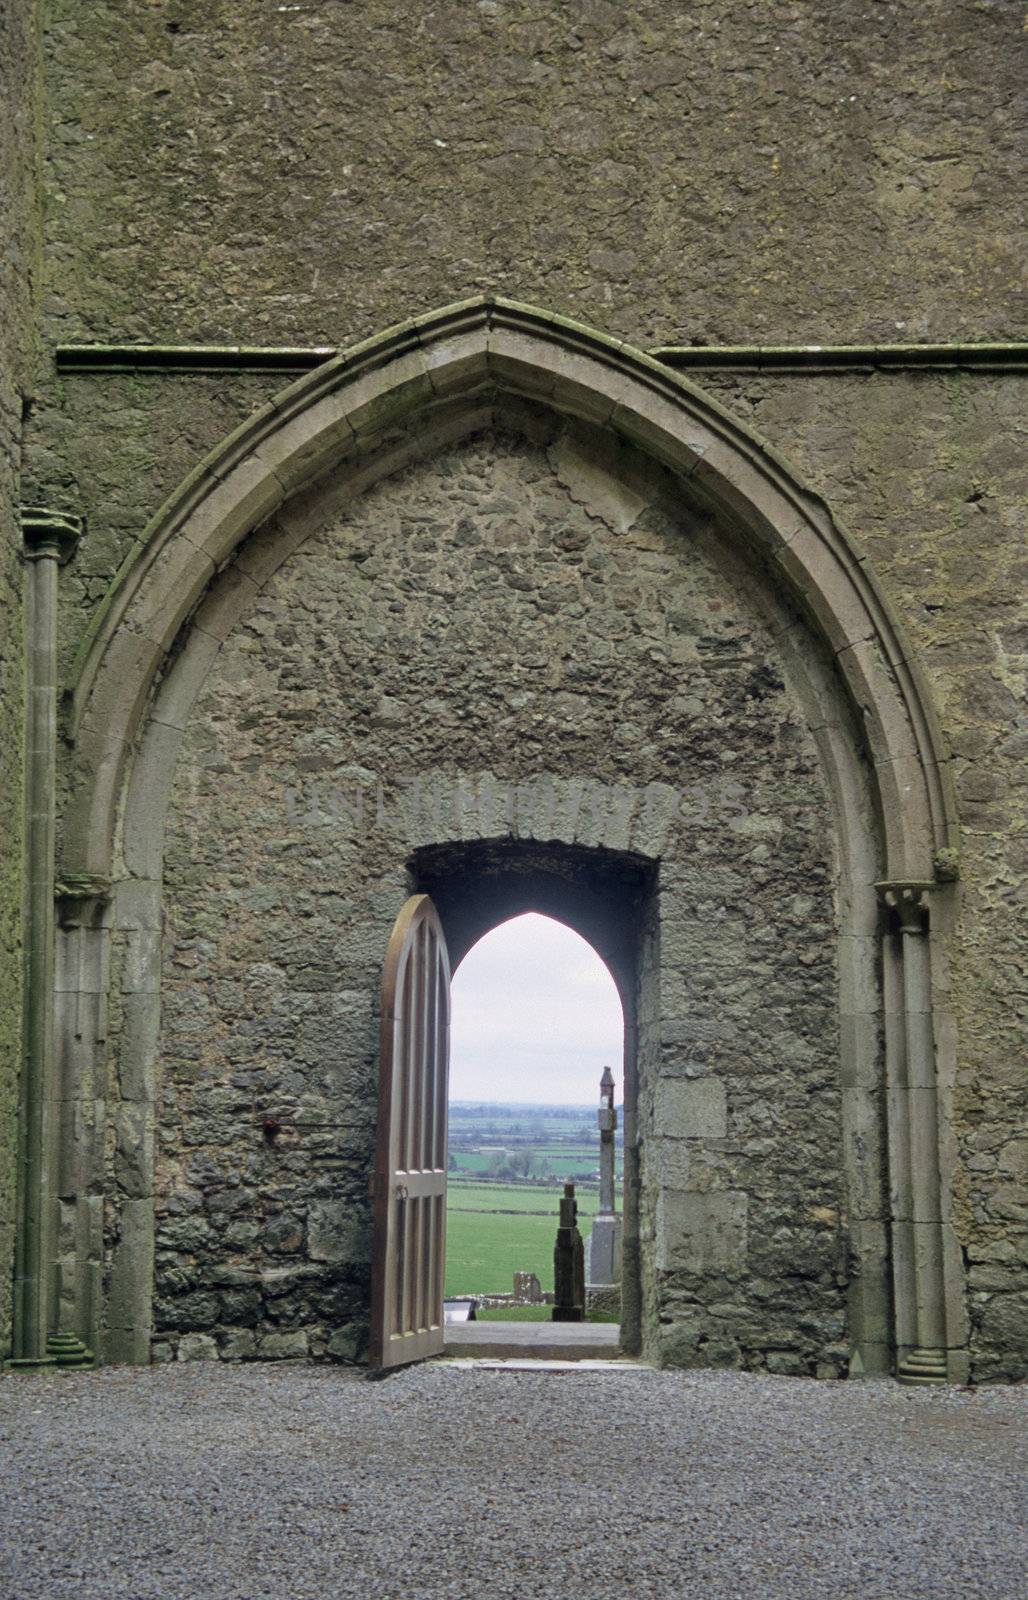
651, 342, 1028, 373
55, 339, 1028, 376
44, 296, 966, 1379
56, 345, 335, 374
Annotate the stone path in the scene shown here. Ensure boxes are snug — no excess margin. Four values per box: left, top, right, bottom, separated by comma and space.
443, 1318, 622, 1359
1, 1361, 1025, 1600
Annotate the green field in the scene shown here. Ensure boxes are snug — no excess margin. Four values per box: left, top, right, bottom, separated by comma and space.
444, 1206, 564, 1297
445, 1180, 606, 1296
449, 1148, 621, 1181
448, 1181, 599, 1217
471, 1304, 619, 1324
443, 1102, 622, 1300
449, 1151, 501, 1174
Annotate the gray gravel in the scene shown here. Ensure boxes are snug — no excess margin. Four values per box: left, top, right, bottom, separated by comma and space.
1, 1361, 1025, 1600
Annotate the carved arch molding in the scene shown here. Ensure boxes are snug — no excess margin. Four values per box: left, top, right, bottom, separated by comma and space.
28, 298, 965, 1381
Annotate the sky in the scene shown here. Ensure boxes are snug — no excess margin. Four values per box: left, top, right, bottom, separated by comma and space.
449, 912, 624, 1107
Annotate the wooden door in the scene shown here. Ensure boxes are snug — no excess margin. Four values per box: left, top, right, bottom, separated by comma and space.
369, 894, 451, 1370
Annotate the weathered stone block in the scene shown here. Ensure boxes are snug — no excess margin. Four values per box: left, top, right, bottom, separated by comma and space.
654, 1077, 728, 1140
177, 1332, 218, 1362
219, 1329, 258, 1361
327, 1321, 368, 1363
766, 1350, 807, 1376
259, 1329, 310, 1360
307, 1201, 370, 1265
656, 1191, 748, 1272
650, 1138, 692, 1190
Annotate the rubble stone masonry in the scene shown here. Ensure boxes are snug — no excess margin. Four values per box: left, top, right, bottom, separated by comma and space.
156, 429, 845, 1370
2, 0, 1024, 1377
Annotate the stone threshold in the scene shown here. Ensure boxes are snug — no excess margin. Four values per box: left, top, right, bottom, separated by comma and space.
443, 1321, 623, 1362
436, 1358, 647, 1373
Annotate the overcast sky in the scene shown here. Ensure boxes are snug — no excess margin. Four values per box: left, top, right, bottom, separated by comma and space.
449, 912, 624, 1106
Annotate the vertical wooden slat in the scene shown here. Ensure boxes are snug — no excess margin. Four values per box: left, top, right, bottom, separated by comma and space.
416, 1197, 428, 1331
408, 1197, 418, 1335
424, 1192, 436, 1330
407, 924, 423, 1173
393, 1192, 406, 1337
423, 928, 437, 1173
434, 944, 448, 1172
434, 1192, 446, 1326
408, 1202, 416, 1337
397, 951, 412, 1172
418, 922, 429, 1169
369, 895, 452, 1368
408, 944, 420, 1173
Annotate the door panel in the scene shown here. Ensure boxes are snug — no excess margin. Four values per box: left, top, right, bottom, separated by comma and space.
369, 894, 451, 1369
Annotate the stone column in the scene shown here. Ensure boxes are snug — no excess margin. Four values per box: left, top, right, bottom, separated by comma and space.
588, 1065, 622, 1290
9, 510, 81, 1368
879, 882, 948, 1385
52, 876, 111, 1363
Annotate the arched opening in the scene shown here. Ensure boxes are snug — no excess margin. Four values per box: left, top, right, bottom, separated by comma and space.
411, 838, 653, 1355
445, 912, 625, 1341
36, 298, 965, 1382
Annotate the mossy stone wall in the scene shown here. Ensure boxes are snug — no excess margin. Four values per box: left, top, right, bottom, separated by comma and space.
9, 1, 1025, 1376
0, 0, 42, 1359
696, 369, 1027, 1381
39, 0, 1023, 347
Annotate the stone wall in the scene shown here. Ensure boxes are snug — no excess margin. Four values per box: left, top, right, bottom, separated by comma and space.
24, 372, 277, 691
153, 425, 845, 1371
8, 0, 1023, 1379
697, 370, 1028, 1383
33, 357, 1027, 1381
39, 0, 1023, 347
0, 0, 42, 1358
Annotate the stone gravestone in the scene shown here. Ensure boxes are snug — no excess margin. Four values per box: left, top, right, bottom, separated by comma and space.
513, 1271, 543, 1305
552, 1182, 585, 1322
587, 1066, 622, 1292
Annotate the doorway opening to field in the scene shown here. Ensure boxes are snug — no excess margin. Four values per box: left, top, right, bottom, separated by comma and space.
410, 838, 655, 1355
445, 912, 624, 1333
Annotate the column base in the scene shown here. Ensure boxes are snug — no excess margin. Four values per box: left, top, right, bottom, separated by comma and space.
47, 1331, 97, 1368
4, 1355, 58, 1372
897, 1347, 948, 1385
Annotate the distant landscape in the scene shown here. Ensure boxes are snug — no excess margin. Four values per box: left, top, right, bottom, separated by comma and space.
445, 1100, 623, 1299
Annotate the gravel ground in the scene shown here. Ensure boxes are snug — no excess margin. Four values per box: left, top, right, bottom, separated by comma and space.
1, 1361, 1024, 1600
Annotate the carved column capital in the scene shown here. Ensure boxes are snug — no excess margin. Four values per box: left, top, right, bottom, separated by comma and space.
21, 507, 84, 564
876, 880, 934, 932
55, 874, 112, 928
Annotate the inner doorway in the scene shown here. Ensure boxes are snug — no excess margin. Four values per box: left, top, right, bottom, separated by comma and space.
444, 912, 625, 1355
369, 840, 654, 1370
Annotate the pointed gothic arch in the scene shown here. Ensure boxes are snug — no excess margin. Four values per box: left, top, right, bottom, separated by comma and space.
65, 296, 955, 882
46, 297, 966, 1383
